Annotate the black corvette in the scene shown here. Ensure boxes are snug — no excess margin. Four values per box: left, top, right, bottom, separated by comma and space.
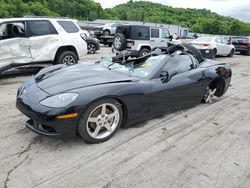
16, 45, 232, 143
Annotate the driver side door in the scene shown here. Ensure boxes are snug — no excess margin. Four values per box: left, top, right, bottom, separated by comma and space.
149, 55, 206, 117
0, 21, 32, 69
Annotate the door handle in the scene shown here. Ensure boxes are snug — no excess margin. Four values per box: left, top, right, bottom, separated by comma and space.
161, 40, 165, 42
151, 40, 155, 42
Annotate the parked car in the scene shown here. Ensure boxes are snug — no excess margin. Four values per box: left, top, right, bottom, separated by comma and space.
16, 44, 232, 143
102, 23, 122, 36
112, 25, 172, 57
0, 17, 87, 73
189, 37, 235, 59
81, 30, 100, 54
231, 36, 250, 55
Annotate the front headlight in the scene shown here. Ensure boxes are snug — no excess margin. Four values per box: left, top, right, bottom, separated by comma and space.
40, 93, 79, 108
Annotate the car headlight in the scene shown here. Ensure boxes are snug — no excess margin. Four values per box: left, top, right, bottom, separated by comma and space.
40, 93, 79, 108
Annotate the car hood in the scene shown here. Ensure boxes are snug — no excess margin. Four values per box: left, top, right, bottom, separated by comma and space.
35, 62, 137, 95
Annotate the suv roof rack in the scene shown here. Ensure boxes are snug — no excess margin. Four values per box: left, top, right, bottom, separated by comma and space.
23, 16, 70, 19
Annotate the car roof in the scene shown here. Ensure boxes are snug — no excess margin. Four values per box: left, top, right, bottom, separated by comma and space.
0, 17, 77, 23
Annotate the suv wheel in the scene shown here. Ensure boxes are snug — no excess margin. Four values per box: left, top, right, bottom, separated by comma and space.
139, 48, 151, 57
87, 43, 97, 54
103, 30, 110, 36
113, 33, 126, 51
56, 51, 78, 65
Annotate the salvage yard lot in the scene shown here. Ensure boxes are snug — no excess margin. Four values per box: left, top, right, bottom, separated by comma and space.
0, 47, 250, 188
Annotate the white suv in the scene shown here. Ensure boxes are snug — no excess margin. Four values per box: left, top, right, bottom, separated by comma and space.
0, 17, 87, 72
112, 25, 172, 57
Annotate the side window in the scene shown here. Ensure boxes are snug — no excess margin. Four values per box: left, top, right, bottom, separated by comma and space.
151, 28, 159, 38
162, 29, 170, 38
28, 20, 57, 37
57, 21, 79, 33
162, 55, 194, 77
215, 38, 222, 43
131, 26, 150, 40
0, 22, 26, 40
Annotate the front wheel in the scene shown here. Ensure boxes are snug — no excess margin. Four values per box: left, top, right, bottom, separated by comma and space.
139, 48, 151, 57
78, 99, 123, 143
55, 51, 78, 65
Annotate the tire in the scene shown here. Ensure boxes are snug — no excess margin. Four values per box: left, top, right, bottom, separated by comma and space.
78, 99, 123, 143
108, 43, 113, 47
246, 49, 250, 56
87, 43, 97, 54
212, 49, 217, 59
227, 49, 234, 57
113, 33, 127, 51
55, 51, 78, 65
139, 48, 151, 57
103, 30, 110, 36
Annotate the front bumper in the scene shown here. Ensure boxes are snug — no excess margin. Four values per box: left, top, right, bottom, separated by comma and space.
16, 78, 79, 138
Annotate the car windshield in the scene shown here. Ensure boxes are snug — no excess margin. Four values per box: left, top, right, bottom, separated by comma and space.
99, 55, 166, 78
196, 37, 214, 42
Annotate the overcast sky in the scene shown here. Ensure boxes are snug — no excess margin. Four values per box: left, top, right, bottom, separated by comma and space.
94, 0, 250, 22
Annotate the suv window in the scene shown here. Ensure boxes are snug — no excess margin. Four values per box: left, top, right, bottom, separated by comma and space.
162, 29, 170, 38
57, 21, 79, 33
0, 22, 26, 40
131, 26, 150, 40
151, 28, 159, 38
28, 20, 57, 36
163, 55, 194, 76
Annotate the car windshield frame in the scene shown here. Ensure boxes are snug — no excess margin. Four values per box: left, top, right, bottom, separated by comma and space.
98, 55, 170, 79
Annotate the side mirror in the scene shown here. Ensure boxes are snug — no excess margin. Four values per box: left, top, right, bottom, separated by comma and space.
169, 35, 173, 41
160, 71, 169, 83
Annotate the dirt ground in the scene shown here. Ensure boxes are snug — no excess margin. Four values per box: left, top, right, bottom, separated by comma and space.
0, 46, 250, 188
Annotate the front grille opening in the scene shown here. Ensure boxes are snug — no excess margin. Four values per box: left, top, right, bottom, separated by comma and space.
41, 124, 56, 133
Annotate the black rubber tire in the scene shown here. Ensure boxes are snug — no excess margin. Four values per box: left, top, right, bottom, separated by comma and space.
139, 48, 151, 57
55, 51, 78, 65
78, 99, 123, 144
212, 49, 217, 59
228, 49, 234, 57
113, 33, 127, 51
87, 42, 97, 54
103, 30, 110, 36
246, 49, 250, 56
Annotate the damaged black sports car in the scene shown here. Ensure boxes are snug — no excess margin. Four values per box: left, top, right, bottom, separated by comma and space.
16, 44, 232, 143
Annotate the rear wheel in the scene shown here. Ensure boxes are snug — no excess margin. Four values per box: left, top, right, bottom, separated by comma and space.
203, 79, 225, 103
55, 51, 78, 65
212, 49, 217, 59
139, 48, 151, 57
87, 43, 97, 54
228, 49, 234, 57
78, 99, 123, 143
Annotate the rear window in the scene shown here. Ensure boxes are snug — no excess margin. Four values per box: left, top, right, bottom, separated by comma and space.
57, 21, 79, 33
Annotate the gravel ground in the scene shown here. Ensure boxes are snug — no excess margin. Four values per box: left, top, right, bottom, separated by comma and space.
0, 47, 250, 188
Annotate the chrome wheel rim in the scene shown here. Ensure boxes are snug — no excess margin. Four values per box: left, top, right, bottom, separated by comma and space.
87, 103, 120, 139
88, 44, 96, 54
63, 55, 76, 65
204, 86, 217, 103
114, 37, 121, 48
